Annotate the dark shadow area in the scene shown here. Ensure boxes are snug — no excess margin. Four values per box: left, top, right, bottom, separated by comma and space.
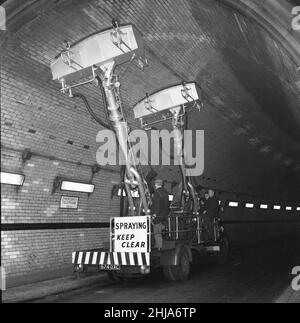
34, 239, 300, 303
220, 46, 300, 143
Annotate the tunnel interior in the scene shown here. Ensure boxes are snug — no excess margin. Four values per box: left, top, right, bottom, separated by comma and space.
1, 0, 300, 288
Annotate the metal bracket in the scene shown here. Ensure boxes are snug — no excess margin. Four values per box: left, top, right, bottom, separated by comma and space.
144, 93, 159, 113
140, 114, 173, 130
110, 18, 132, 53
22, 148, 33, 163
140, 105, 185, 130
52, 176, 62, 195
181, 82, 194, 101
60, 65, 99, 97
181, 82, 203, 111
110, 19, 148, 73
60, 40, 83, 71
60, 40, 72, 67
137, 55, 149, 71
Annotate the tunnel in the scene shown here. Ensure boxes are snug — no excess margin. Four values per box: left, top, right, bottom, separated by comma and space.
1, 0, 300, 303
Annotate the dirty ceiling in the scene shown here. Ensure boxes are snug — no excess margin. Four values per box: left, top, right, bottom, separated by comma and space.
1, 0, 300, 201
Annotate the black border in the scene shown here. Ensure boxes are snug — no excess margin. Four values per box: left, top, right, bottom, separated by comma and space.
1, 222, 110, 231
1, 220, 300, 231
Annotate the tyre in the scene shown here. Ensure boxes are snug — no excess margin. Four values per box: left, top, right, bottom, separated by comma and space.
162, 265, 177, 282
217, 236, 229, 265
162, 249, 190, 282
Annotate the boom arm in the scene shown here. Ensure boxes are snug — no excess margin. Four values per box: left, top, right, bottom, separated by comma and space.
50, 21, 151, 216
133, 82, 203, 214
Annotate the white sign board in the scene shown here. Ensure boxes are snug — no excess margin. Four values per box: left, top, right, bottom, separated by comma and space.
60, 196, 79, 209
113, 216, 149, 253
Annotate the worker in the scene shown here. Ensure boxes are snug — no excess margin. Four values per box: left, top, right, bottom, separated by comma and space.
152, 178, 170, 250
202, 189, 219, 242
199, 191, 209, 214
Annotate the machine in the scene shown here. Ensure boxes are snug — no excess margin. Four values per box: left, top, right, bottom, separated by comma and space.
50, 20, 229, 282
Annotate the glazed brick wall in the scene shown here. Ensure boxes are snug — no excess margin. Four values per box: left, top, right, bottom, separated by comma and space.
1, 0, 300, 286
0, 25, 122, 284
1, 152, 120, 285
1, 229, 109, 282
2, 0, 299, 197
1, 153, 120, 224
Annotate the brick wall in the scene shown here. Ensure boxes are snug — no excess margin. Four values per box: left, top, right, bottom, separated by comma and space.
0, 26, 122, 285
1, 0, 300, 286
2, 0, 299, 197
1, 228, 110, 287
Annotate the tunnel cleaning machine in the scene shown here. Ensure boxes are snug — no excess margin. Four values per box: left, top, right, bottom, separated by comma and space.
50, 20, 229, 282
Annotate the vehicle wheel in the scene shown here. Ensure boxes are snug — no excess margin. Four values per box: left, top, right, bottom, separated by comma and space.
217, 236, 229, 265
162, 249, 190, 282
173, 249, 190, 281
162, 265, 177, 282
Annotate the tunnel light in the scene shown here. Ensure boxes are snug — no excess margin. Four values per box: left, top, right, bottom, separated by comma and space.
118, 188, 127, 197
297, 207, 300, 211
273, 205, 281, 210
0, 172, 25, 186
229, 202, 238, 207
286, 206, 292, 211
260, 204, 268, 209
61, 181, 95, 193
169, 195, 174, 202
245, 203, 254, 209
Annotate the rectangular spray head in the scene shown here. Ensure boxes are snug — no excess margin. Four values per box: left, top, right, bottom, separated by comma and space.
133, 82, 201, 120
50, 24, 144, 84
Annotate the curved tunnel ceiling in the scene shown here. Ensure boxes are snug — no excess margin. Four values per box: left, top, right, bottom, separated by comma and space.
1, 0, 300, 201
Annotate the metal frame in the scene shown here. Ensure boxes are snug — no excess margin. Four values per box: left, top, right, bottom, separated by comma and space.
51, 21, 223, 279
151, 214, 221, 246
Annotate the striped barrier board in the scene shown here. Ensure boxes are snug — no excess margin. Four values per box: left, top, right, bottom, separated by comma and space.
72, 251, 150, 267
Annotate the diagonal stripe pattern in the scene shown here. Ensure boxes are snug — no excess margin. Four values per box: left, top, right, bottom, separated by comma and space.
72, 251, 150, 266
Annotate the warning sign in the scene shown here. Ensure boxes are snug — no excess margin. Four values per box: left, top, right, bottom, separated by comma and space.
60, 196, 79, 209
113, 216, 149, 253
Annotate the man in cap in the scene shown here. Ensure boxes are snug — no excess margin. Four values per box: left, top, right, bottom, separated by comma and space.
202, 189, 219, 242
152, 178, 170, 250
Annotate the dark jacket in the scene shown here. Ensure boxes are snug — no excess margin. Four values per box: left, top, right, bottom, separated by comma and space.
205, 196, 219, 219
152, 187, 170, 224
199, 198, 208, 214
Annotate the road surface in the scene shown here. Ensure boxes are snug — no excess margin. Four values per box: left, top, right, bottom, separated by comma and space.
35, 240, 300, 303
